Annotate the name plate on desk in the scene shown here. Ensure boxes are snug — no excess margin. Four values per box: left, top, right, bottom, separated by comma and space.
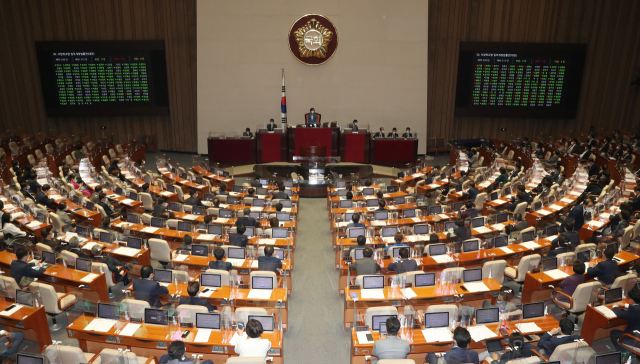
349, 285, 361, 290
239, 284, 249, 289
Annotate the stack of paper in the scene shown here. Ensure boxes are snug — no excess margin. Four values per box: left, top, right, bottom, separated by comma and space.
463, 282, 490, 293
405, 236, 421, 242
515, 322, 542, 333
80, 273, 99, 283
432, 255, 454, 264
141, 227, 159, 233
411, 217, 422, 223
402, 288, 417, 299
247, 289, 273, 300
549, 204, 563, 211
183, 214, 198, 220
83, 242, 101, 251
336, 222, 349, 228
474, 227, 492, 234
112, 247, 141, 257
160, 191, 173, 196
499, 247, 515, 254
560, 198, 574, 203
215, 218, 230, 223
438, 214, 450, 220
121, 199, 134, 204
491, 223, 505, 231
520, 241, 541, 250
119, 323, 141, 336
468, 325, 497, 342
196, 234, 216, 240
595, 306, 617, 318
537, 210, 553, 216
281, 208, 292, 213
371, 221, 386, 226
360, 289, 385, 300
422, 328, 452, 343
194, 329, 212, 343
26, 221, 41, 228
84, 318, 117, 332
226, 258, 245, 267
174, 254, 189, 262
544, 269, 570, 280
356, 331, 374, 344
588, 221, 605, 228
250, 207, 263, 212
261, 239, 277, 245
0, 304, 23, 316
382, 237, 396, 244
428, 184, 441, 189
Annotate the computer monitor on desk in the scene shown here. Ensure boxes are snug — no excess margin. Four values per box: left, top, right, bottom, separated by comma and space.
98, 302, 119, 320
374, 211, 388, 220
463, 268, 482, 282
248, 315, 275, 332
522, 301, 545, 320
352, 249, 365, 260
17, 354, 44, 364
42, 251, 56, 265
252, 276, 273, 290
76, 258, 92, 273
348, 227, 365, 239
604, 287, 623, 304
196, 313, 221, 330
491, 236, 508, 248
362, 276, 385, 289
207, 224, 222, 235
200, 273, 222, 288
424, 312, 449, 328
191, 244, 208, 257
428, 243, 447, 256
542, 257, 557, 272
462, 239, 479, 253
475, 307, 499, 324
243, 226, 255, 237
335, 181, 346, 188
381, 226, 397, 237
127, 213, 140, 224
151, 217, 165, 228
100, 231, 113, 244
144, 308, 167, 325
371, 314, 397, 331
415, 273, 435, 287
429, 206, 442, 215
177, 221, 191, 232
127, 237, 143, 250
495, 213, 509, 224
228, 247, 245, 259
596, 353, 621, 364
366, 198, 379, 207
153, 269, 172, 283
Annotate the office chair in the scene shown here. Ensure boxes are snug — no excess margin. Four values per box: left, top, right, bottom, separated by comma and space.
148, 238, 171, 268
121, 298, 150, 319
552, 281, 601, 324
482, 260, 507, 285
29, 282, 78, 331
176, 304, 209, 324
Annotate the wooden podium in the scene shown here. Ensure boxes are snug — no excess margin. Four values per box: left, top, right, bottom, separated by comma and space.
299, 145, 326, 158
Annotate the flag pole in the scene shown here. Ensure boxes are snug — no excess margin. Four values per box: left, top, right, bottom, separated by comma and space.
281, 68, 287, 128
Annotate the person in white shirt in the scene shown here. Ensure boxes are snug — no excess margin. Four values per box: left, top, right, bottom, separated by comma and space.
234, 319, 271, 357
1, 213, 26, 238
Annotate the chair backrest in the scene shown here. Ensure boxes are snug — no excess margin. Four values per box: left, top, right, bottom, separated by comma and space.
0, 276, 20, 297
234, 307, 268, 325
99, 349, 140, 364
141, 213, 153, 225
91, 262, 115, 287
45, 345, 87, 364
102, 155, 110, 166
45, 144, 54, 154
139, 192, 154, 210
60, 250, 79, 266
174, 185, 184, 202
249, 271, 277, 289
515, 254, 541, 282
548, 342, 595, 363
171, 269, 190, 283
570, 281, 602, 312
364, 306, 398, 328
95, 204, 107, 219
116, 144, 124, 154
36, 243, 54, 257
483, 260, 507, 285
122, 298, 150, 319
167, 219, 179, 229
475, 193, 487, 211
48, 212, 64, 233
620, 226, 634, 249
513, 202, 528, 217
225, 358, 266, 364
205, 269, 230, 286
65, 155, 75, 166
27, 154, 36, 165
574, 243, 596, 254
176, 304, 209, 324
109, 149, 117, 159
610, 273, 638, 291
556, 252, 575, 266
425, 304, 457, 318
148, 238, 171, 262
442, 267, 465, 281
29, 282, 63, 314
507, 150, 514, 160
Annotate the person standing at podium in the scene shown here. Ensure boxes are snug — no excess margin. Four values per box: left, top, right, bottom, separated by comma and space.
267, 119, 277, 131
387, 128, 399, 138
307, 108, 319, 126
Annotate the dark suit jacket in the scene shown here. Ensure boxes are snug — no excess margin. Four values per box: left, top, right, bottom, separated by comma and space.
427, 347, 479, 364
272, 191, 289, 200
568, 144, 581, 154
507, 199, 527, 212
348, 258, 380, 275
513, 221, 529, 232
235, 216, 256, 228
467, 187, 480, 202
184, 196, 203, 207
352, 125, 359, 131
612, 304, 640, 333
133, 279, 169, 307
98, 201, 115, 215
179, 296, 217, 312
402, 132, 412, 138
10, 260, 47, 285
21, 189, 35, 201
388, 259, 419, 273
538, 333, 581, 354
567, 205, 585, 232
496, 343, 536, 363
257, 256, 282, 272
587, 259, 619, 285
242, 132, 253, 138
557, 274, 586, 303
228, 233, 248, 247
453, 226, 472, 242
208, 260, 232, 271
152, 204, 169, 218
250, 180, 262, 188
560, 231, 580, 247
28, 179, 41, 194
588, 164, 599, 177
374, 132, 385, 138
36, 191, 54, 208
387, 132, 399, 138
267, 123, 276, 131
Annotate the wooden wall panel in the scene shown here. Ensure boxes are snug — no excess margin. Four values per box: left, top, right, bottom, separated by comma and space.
0, 0, 196, 152
428, 0, 640, 144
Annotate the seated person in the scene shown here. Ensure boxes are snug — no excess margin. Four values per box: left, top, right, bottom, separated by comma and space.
236, 208, 256, 229
495, 167, 509, 186
348, 235, 367, 256
133, 265, 169, 307
266, 119, 277, 131
209, 247, 232, 271
196, 215, 213, 231
160, 341, 213, 364
250, 176, 262, 188
348, 213, 365, 228
185, 189, 203, 207
506, 192, 527, 213
512, 213, 528, 232
153, 197, 172, 218
56, 202, 74, 225
609, 287, 640, 352
482, 286, 522, 316
10, 247, 46, 287
264, 217, 279, 237
537, 318, 580, 355
20, 182, 35, 201
229, 225, 248, 247
88, 244, 131, 286
217, 183, 229, 195
272, 184, 289, 200
385, 232, 408, 254
348, 247, 380, 275
371, 317, 410, 364
376, 199, 387, 211
587, 246, 620, 286
178, 234, 193, 251
387, 247, 418, 273
387, 128, 399, 138
461, 201, 478, 218
402, 127, 412, 138
247, 188, 256, 197
35, 184, 55, 209
451, 218, 471, 249
426, 327, 479, 364
257, 246, 282, 272
234, 319, 271, 357
179, 281, 217, 312
1, 214, 26, 238
307, 108, 319, 126
346, 191, 354, 200
40, 227, 60, 251
351, 120, 359, 131
466, 182, 480, 202
141, 183, 158, 202
98, 192, 120, 218
0, 326, 24, 360
547, 235, 573, 258
242, 128, 253, 138
485, 332, 535, 363
373, 127, 385, 138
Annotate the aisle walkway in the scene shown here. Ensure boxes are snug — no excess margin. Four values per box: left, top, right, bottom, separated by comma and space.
284, 198, 350, 363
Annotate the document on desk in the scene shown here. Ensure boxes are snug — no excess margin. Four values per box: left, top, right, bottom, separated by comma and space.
438, 214, 450, 220
0, 304, 23, 316
85, 318, 117, 332
422, 328, 452, 343
226, 258, 245, 267
121, 199, 134, 204
382, 237, 396, 244
411, 217, 423, 223
196, 234, 216, 240
491, 223, 505, 231
261, 239, 277, 245
141, 227, 159, 233
537, 209, 553, 216
595, 306, 617, 318
80, 273, 100, 283
370, 221, 386, 227
499, 247, 515, 254
112, 247, 141, 257
199, 289, 216, 298
474, 227, 492, 234
360, 289, 385, 300
402, 288, 417, 299
250, 261, 259, 268
336, 222, 349, 228
214, 218, 230, 223
468, 325, 497, 342
183, 214, 198, 220
520, 241, 541, 250
229, 332, 248, 345
463, 282, 490, 293
560, 198, 574, 204
119, 323, 141, 337
549, 204, 563, 211
405, 235, 421, 242
250, 207, 263, 212
432, 255, 454, 264
515, 322, 542, 333
26, 221, 41, 228
83, 242, 101, 251
194, 329, 212, 343
356, 331, 374, 344
174, 254, 189, 262
247, 289, 273, 300
160, 191, 173, 197
588, 220, 605, 228
428, 184, 441, 189
544, 269, 570, 280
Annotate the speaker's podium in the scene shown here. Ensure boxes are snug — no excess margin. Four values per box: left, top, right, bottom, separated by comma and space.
292, 144, 339, 197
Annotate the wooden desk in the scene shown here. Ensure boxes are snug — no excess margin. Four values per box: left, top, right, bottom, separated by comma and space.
350, 315, 559, 364
581, 298, 632, 346
288, 126, 339, 161
207, 137, 256, 166
68, 314, 283, 363
343, 278, 502, 330
370, 139, 418, 166
157, 168, 210, 195
193, 166, 235, 190
340, 131, 371, 163
0, 251, 110, 302
256, 130, 287, 163
0, 297, 52, 352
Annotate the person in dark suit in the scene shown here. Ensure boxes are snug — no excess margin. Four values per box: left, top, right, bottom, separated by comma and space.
272, 184, 289, 200
229, 225, 248, 247
567, 139, 581, 154
209, 247, 232, 271
466, 182, 480, 202
20, 182, 35, 201
184, 189, 203, 207
587, 247, 620, 286
177, 234, 193, 251
610, 287, 640, 352
507, 192, 527, 213
579, 147, 592, 161
179, 282, 217, 312
371, 317, 410, 364
484, 332, 535, 363
153, 197, 172, 219
351, 120, 359, 132
567, 198, 594, 232
537, 318, 581, 355
10, 247, 47, 287
141, 183, 158, 203
556, 262, 586, 303
307, 108, 318, 126
376, 199, 387, 211
250, 176, 262, 188
133, 265, 169, 307
402, 127, 412, 138
426, 327, 479, 364
266, 119, 277, 131
512, 213, 529, 232
387, 128, 399, 138
242, 128, 253, 138
347, 213, 366, 228
236, 208, 257, 229
534, 145, 545, 158
217, 183, 229, 195
558, 218, 580, 246
461, 201, 478, 218
348, 247, 380, 275
159, 341, 214, 364
88, 244, 131, 286
599, 137, 611, 154
258, 246, 282, 272
587, 160, 599, 178
36, 184, 55, 209
97, 192, 119, 218
27, 171, 41, 194
373, 127, 385, 138
347, 235, 367, 256
387, 248, 418, 273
